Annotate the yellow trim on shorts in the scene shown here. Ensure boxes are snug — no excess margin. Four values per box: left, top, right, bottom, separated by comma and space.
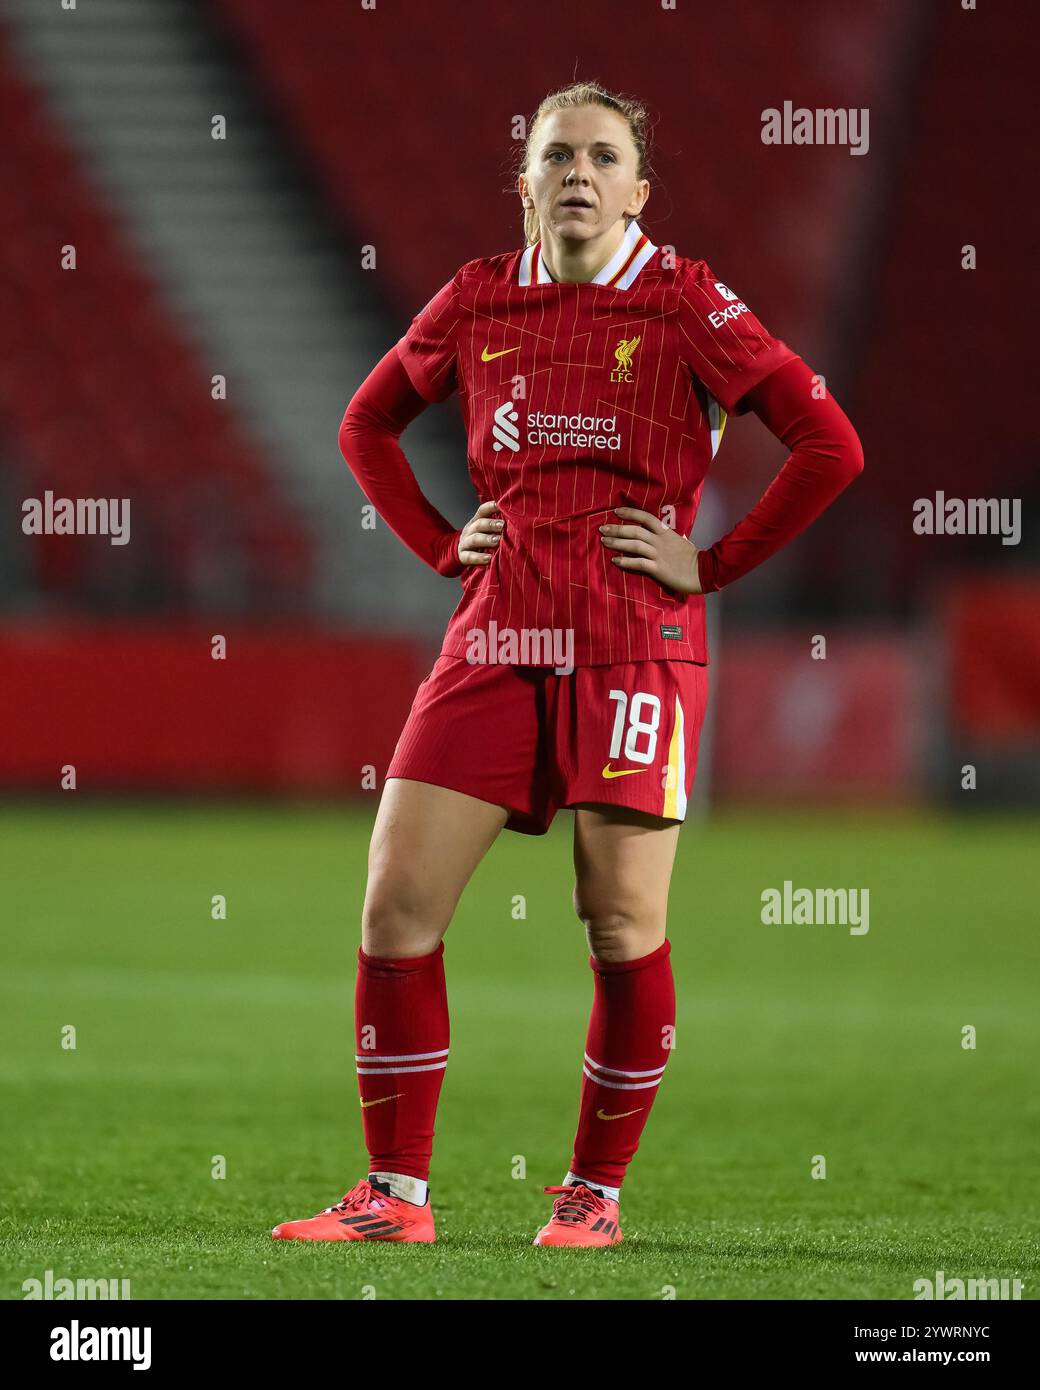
663, 695, 682, 818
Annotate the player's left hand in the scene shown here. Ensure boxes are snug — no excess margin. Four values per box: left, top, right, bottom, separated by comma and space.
599, 507, 702, 596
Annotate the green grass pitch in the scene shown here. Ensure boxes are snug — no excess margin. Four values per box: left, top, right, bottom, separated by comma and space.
1, 802, 1037, 1300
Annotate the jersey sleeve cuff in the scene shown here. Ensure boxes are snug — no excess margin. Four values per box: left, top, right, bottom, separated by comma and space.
433, 528, 465, 578
696, 547, 721, 594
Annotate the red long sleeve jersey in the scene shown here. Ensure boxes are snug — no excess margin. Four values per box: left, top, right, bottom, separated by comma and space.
395, 219, 797, 665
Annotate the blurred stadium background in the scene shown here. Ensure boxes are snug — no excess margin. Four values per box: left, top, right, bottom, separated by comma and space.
0, 0, 1034, 805
1, 0, 1037, 1301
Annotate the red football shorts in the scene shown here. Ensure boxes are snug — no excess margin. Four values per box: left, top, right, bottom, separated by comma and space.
386, 655, 709, 835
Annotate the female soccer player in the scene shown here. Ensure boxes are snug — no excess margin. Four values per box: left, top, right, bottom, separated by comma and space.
272, 81, 863, 1248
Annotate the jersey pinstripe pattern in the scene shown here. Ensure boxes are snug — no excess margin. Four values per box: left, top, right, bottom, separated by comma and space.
396, 220, 796, 666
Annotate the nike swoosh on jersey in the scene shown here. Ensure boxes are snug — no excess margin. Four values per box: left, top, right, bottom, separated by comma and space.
601, 763, 648, 779
481, 345, 520, 361
596, 1107, 643, 1121
360, 1093, 404, 1109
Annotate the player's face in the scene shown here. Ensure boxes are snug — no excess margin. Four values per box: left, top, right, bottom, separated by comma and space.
521, 105, 649, 243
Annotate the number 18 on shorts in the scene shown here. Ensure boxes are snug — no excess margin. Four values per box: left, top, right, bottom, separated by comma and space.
386, 656, 710, 836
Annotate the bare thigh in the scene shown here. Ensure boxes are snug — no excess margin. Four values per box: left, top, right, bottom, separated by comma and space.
572, 804, 682, 962
362, 778, 509, 958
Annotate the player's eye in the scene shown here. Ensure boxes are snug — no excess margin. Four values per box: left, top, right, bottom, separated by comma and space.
544, 147, 616, 165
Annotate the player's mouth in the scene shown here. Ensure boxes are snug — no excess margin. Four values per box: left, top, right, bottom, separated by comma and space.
559, 197, 594, 211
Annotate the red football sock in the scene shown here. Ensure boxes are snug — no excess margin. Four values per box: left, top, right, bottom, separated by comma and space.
354, 942, 449, 1182
568, 940, 676, 1191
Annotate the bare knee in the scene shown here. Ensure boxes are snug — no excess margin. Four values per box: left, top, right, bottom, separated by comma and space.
362, 872, 446, 959
572, 886, 666, 963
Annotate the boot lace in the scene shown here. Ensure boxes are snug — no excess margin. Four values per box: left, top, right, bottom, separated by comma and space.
543, 1183, 607, 1225
318, 1180, 381, 1216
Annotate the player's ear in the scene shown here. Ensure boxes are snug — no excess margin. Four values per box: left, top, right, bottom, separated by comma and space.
627, 179, 650, 218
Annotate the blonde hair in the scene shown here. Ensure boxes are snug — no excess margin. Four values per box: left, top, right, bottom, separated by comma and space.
517, 81, 653, 246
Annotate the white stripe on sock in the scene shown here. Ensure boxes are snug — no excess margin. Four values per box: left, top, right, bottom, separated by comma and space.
584, 1051, 666, 1079
356, 1061, 448, 1074
583, 1066, 663, 1090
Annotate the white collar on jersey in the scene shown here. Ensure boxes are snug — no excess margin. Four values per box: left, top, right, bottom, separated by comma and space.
518, 218, 657, 290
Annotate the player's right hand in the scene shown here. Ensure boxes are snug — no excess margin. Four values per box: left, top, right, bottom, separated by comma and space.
457, 500, 504, 566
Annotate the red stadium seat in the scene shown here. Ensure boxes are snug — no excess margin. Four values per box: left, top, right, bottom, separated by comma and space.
0, 29, 313, 614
